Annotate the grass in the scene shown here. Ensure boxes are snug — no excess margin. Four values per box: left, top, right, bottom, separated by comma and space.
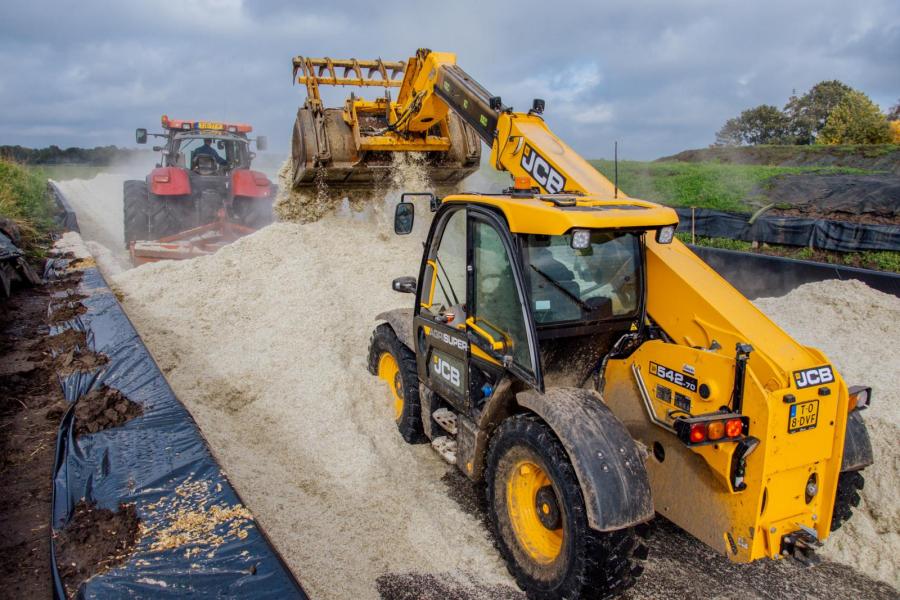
677, 233, 900, 273
590, 160, 874, 213
28, 164, 107, 181
0, 159, 57, 255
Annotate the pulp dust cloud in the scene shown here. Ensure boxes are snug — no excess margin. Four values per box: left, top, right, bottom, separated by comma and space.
755, 279, 900, 588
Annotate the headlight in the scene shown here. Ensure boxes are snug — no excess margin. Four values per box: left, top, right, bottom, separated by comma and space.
656, 225, 675, 244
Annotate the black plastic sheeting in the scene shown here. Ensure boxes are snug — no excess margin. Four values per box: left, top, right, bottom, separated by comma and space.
674, 207, 900, 252
690, 245, 900, 299
48, 181, 80, 233
48, 264, 306, 599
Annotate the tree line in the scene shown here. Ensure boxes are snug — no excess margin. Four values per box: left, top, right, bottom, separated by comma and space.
716, 81, 900, 146
0, 145, 145, 165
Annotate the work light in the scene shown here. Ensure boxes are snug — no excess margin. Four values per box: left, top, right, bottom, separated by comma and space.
656, 225, 675, 244
571, 229, 591, 249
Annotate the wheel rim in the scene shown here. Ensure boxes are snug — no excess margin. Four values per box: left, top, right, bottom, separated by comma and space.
377, 352, 404, 422
506, 460, 564, 564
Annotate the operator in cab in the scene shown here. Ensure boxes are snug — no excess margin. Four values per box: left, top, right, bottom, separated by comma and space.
192, 138, 228, 166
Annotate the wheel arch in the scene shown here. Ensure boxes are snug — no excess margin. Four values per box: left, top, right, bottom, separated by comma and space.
841, 410, 873, 472
514, 387, 654, 532
374, 308, 415, 352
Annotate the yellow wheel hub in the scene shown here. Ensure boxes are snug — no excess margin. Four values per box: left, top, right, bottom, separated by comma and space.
507, 460, 563, 564
377, 352, 404, 422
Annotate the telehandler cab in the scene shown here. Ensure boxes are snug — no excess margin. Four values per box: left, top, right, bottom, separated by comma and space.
290, 48, 874, 599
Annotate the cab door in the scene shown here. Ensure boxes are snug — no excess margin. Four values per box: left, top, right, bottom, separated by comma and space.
414, 206, 470, 412
467, 206, 543, 392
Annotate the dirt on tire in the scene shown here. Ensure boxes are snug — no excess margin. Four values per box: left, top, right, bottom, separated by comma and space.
54, 501, 141, 597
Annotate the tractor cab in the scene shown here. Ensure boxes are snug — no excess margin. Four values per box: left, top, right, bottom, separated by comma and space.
393, 191, 678, 400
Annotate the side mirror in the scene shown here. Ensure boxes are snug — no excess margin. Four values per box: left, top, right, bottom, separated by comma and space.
217, 140, 225, 150
136, 128, 148, 144
256, 135, 268, 151
392, 276, 417, 294
394, 201, 415, 235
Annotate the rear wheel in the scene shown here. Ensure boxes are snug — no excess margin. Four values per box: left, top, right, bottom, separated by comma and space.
148, 195, 197, 240
831, 470, 865, 532
486, 414, 644, 600
233, 195, 275, 229
368, 324, 426, 443
123, 180, 150, 246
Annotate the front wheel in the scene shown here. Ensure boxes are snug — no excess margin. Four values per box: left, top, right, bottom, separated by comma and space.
486, 414, 645, 600
367, 324, 426, 444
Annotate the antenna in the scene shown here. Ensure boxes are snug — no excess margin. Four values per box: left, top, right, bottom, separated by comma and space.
614, 141, 618, 199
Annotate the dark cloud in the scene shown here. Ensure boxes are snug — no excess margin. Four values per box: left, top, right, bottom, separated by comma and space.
1, 0, 897, 159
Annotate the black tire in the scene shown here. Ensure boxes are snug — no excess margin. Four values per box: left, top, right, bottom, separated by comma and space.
233, 195, 275, 229
123, 180, 150, 246
831, 470, 865, 532
486, 414, 645, 600
148, 196, 197, 240
367, 323, 426, 444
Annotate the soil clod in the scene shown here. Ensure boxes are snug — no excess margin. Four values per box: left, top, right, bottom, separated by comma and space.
74, 386, 143, 437
55, 501, 141, 597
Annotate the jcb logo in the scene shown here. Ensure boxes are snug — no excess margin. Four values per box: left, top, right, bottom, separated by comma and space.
433, 356, 461, 387
793, 365, 835, 389
521, 145, 567, 194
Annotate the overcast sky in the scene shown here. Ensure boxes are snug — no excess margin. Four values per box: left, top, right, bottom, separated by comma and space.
1, 0, 897, 160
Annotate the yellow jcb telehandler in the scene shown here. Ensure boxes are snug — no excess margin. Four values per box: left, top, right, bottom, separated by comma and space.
292, 49, 874, 599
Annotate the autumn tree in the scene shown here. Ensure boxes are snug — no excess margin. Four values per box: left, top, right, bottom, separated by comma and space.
783, 80, 855, 144
817, 90, 891, 145
715, 105, 791, 146
887, 99, 900, 121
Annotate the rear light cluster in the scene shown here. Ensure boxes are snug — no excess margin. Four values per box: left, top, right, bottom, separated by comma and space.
152, 174, 170, 183
674, 413, 748, 446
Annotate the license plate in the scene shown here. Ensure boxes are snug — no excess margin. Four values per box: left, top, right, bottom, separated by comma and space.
788, 400, 819, 433
198, 121, 223, 130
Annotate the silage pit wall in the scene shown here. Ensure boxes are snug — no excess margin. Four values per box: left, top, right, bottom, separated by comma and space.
47, 261, 306, 599
689, 245, 900, 300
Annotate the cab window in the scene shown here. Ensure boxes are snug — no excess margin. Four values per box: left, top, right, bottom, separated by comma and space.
522, 231, 641, 325
472, 219, 535, 374
420, 208, 467, 321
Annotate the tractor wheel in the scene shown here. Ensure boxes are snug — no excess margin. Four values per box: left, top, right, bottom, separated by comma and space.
486, 414, 644, 600
148, 196, 197, 240
831, 470, 865, 532
233, 195, 275, 229
123, 180, 150, 246
367, 324, 426, 444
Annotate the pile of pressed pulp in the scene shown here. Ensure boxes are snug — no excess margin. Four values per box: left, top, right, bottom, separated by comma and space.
755, 279, 900, 587
112, 215, 518, 598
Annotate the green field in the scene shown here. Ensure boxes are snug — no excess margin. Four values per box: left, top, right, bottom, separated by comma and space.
589, 160, 873, 212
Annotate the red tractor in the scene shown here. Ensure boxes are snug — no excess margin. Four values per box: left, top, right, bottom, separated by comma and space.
124, 116, 275, 254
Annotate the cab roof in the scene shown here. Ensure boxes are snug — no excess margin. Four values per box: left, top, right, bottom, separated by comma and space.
442, 193, 679, 235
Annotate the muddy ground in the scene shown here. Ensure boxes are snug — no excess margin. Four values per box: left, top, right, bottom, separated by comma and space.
0, 276, 70, 598
439, 470, 899, 600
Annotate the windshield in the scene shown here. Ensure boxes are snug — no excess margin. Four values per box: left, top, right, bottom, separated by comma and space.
170, 135, 248, 170
521, 231, 641, 326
